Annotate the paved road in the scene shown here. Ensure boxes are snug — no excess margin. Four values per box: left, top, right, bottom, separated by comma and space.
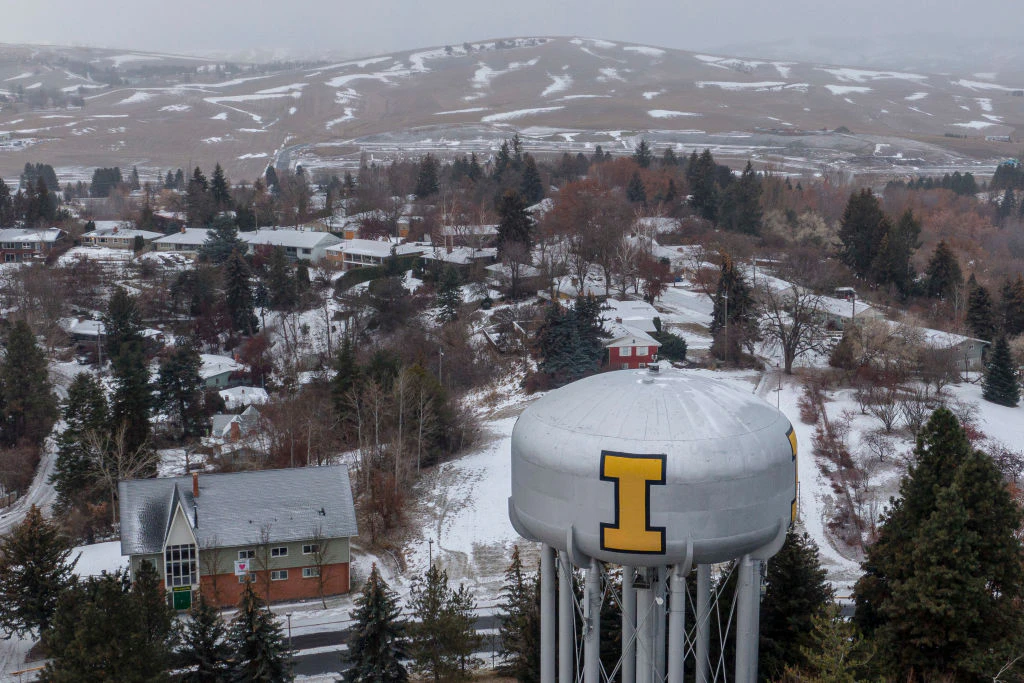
288, 615, 502, 678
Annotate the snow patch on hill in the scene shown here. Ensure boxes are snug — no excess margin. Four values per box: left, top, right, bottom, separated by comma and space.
697, 80, 786, 91
818, 67, 926, 83
648, 109, 701, 118
825, 85, 873, 95
952, 120, 997, 129
159, 104, 191, 112
436, 106, 490, 115
905, 91, 928, 101
481, 106, 564, 122
541, 73, 572, 97
623, 45, 665, 57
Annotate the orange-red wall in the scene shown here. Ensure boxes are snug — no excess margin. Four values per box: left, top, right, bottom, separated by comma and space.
198, 562, 349, 607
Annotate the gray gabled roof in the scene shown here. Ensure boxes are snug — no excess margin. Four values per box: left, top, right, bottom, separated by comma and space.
118, 465, 358, 556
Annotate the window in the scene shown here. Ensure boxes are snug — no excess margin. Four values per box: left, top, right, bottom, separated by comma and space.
619, 346, 632, 357
271, 570, 289, 581
635, 347, 648, 356
238, 571, 257, 584
302, 544, 320, 555
621, 363, 629, 370
238, 549, 255, 560
301, 248, 312, 255
271, 546, 288, 558
164, 544, 197, 588
302, 567, 320, 579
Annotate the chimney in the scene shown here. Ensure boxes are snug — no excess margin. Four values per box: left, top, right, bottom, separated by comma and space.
229, 421, 241, 443
180, 225, 186, 233
192, 472, 199, 498
616, 317, 622, 324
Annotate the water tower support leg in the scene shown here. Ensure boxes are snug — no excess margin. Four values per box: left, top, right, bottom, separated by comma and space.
583, 557, 601, 683
622, 567, 636, 683
558, 551, 573, 683
635, 581, 654, 683
695, 564, 711, 683
655, 566, 667, 680
668, 564, 686, 683
734, 556, 761, 683
541, 545, 556, 683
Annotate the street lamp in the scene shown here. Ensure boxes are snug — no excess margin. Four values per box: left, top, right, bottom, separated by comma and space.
286, 612, 292, 650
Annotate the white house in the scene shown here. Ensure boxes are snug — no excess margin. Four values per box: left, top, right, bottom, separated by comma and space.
240, 228, 342, 263
200, 354, 245, 389
152, 228, 212, 253
324, 239, 429, 271
601, 298, 661, 333
82, 222, 163, 249
218, 386, 269, 411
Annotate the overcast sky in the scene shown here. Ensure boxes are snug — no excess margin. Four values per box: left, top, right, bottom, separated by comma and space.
0, 0, 1018, 60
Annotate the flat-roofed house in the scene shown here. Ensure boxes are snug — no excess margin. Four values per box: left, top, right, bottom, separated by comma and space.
118, 466, 358, 609
239, 228, 342, 263
152, 228, 212, 254
82, 221, 163, 249
324, 239, 429, 270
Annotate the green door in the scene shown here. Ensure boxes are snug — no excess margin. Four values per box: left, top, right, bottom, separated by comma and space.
172, 587, 192, 610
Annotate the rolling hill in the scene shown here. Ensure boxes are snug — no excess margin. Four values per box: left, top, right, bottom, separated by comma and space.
0, 36, 1022, 183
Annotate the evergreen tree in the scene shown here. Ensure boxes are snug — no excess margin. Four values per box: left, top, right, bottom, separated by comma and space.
415, 154, 440, 199
187, 166, 215, 226
156, 336, 206, 439
41, 567, 175, 683
228, 579, 292, 682
494, 141, 511, 181
519, 155, 544, 204
837, 189, 888, 277
661, 147, 678, 167
854, 408, 1024, 680
343, 564, 407, 683
467, 153, 482, 182
788, 604, 874, 683
435, 265, 463, 324
331, 337, 362, 417
626, 171, 647, 205
129, 166, 141, 191
759, 530, 833, 680
688, 149, 719, 222
632, 139, 653, 168
200, 216, 247, 265
52, 373, 108, 515
266, 247, 297, 310
224, 250, 259, 336
966, 276, 997, 341
996, 188, 1017, 222
104, 289, 151, 457
0, 319, 57, 447
1000, 275, 1024, 336
709, 253, 758, 362
177, 592, 232, 683
0, 505, 77, 637
982, 335, 1020, 407
496, 190, 534, 258
536, 297, 608, 387
210, 163, 231, 210
870, 209, 919, 295
497, 546, 540, 682
924, 240, 963, 300
264, 166, 280, 193
407, 564, 480, 682
718, 161, 762, 235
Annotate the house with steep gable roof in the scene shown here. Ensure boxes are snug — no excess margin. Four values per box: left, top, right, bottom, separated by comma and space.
118, 466, 357, 608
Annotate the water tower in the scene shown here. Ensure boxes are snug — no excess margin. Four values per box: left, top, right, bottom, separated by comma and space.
509, 365, 797, 683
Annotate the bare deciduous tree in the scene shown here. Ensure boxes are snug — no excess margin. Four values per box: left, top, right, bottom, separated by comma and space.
757, 284, 827, 374
86, 423, 158, 525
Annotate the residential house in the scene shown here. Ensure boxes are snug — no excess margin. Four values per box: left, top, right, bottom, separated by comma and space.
817, 295, 884, 331
324, 239, 429, 271
240, 228, 342, 263
420, 246, 497, 276
210, 405, 261, 442
600, 298, 660, 333
118, 466, 358, 608
152, 228, 211, 254
912, 325, 990, 371
0, 227, 67, 262
484, 261, 541, 290
200, 354, 244, 389
604, 322, 662, 370
219, 386, 269, 411
82, 221, 163, 250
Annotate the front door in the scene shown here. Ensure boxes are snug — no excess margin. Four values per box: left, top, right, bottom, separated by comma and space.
172, 587, 192, 610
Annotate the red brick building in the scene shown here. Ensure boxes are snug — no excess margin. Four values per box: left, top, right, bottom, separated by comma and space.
604, 324, 662, 370
118, 466, 357, 609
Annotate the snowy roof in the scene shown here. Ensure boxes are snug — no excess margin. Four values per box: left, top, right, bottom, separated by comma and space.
72, 541, 127, 578
219, 386, 269, 410
634, 216, 680, 234
604, 323, 661, 348
152, 228, 211, 247
0, 227, 65, 243
817, 295, 879, 319
240, 228, 342, 250
326, 239, 429, 258
83, 222, 163, 240
439, 224, 498, 237
60, 317, 104, 337
118, 466, 358, 555
485, 262, 541, 278
421, 246, 497, 265
601, 298, 660, 333
200, 354, 244, 379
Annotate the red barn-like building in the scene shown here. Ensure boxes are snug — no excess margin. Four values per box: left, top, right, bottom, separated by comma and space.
604, 324, 661, 370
